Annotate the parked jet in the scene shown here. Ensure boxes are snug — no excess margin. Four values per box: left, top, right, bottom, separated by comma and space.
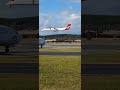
0, 26, 22, 53
39, 38, 45, 48
41, 24, 71, 32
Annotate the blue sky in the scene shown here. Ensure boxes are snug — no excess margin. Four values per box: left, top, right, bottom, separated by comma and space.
40, 0, 81, 13
39, 0, 81, 36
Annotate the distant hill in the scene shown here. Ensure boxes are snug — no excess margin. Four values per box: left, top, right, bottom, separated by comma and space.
0, 16, 39, 30
40, 34, 81, 39
82, 15, 120, 24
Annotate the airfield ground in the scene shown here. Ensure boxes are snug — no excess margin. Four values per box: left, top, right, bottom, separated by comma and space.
33, 39, 120, 90
40, 47, 81, 52
82, 38, 120, 64
0, 56, 37, 63
83, 38, 120, 45
82, 75, 120, 90
0, 74, 38, 89
0, 38, 39, 89
0, 55, 81, 90
39, 45, 81, 90
39, 55, 81, 90
82, 38, 120, 90
82, 52, 120, 64
0, 38, 120, 90
0, 41, 81, 90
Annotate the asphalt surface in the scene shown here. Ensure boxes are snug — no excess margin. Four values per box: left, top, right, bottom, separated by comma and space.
82, 64, 120, 75
0, 51, 80, 56
39, 52, 81, 56
0, 63, 38, 74
83, 44, 120, 50
82, 44, 120, 75
1, 63, 120, 74
82, 44, 120, 53
0, 51, 38, 56
43, 43, 81, 48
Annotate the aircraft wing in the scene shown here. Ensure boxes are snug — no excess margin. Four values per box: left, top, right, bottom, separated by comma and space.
6, 0, 38, 5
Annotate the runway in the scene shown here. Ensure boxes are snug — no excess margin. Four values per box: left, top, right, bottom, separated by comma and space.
0, 39, 38, 56
43, 43, 80, 48
39, 52, 81, 56
83, 44, 120, 50
82, 44, 120, 53
0, 50, 38, 56
82, 64, 120, 75
1, 63, 120, 74
0, 51, 81, 56
0, 63, 38, 74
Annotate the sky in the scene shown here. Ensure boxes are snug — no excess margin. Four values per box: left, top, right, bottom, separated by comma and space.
0, 0, 120, 35
39, 0, 81, 36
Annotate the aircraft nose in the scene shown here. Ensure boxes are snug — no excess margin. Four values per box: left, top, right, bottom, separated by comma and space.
18, 34, 23, 42
11, 35, 18, 41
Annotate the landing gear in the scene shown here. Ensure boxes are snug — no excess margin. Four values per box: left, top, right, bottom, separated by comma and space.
41, 45, 42, 48
5, 47, 9, 53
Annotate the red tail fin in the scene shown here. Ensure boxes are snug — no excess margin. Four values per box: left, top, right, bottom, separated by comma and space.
65, 24, 71, 30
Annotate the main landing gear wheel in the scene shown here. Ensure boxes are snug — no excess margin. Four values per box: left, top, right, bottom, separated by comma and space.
5, 47, 9, 53
41, 45, 43, 48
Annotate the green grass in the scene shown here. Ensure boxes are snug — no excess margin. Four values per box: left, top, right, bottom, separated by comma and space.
0, 55, 38, 90
0, 55, 81, 90
40, 48, 81, 52
82, 75, 120, 90
39, 56, 81, 90
82, 53, 120, 64
0, 74, 38, 90
0, 56, 38, 63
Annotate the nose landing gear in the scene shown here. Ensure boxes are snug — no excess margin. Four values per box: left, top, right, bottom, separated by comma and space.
5, 46, 9, 53
41, 45, 43, 48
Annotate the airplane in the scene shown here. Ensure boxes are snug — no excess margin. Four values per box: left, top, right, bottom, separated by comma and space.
41, 24, 71, 32
39, 38, 45, 48
0, 25, 22, 53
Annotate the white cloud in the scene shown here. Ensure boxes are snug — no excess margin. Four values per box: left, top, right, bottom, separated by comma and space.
39, 8, 81, 35
68, 14, 81, 20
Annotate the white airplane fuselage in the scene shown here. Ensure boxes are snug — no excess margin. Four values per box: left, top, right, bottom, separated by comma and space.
42, 27, 66, 31
41, 24, 71, 32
